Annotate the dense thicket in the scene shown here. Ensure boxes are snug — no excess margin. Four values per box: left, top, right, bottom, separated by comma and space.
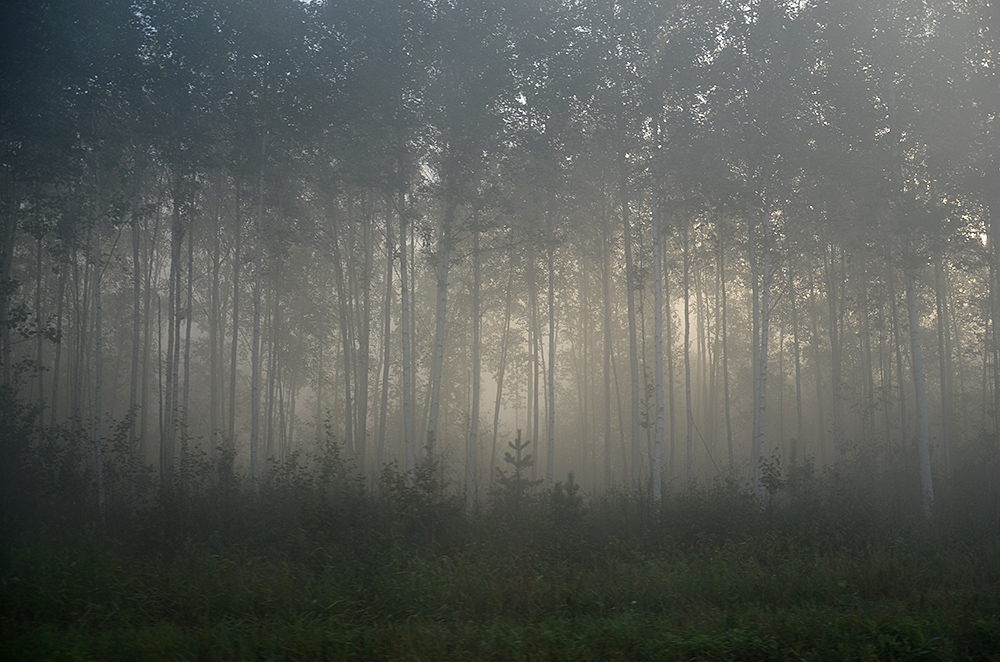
2, 0, 999, 522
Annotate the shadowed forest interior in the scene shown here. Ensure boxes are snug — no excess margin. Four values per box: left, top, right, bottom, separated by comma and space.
4, 1, 1000, 659
3, 0, 1000, 536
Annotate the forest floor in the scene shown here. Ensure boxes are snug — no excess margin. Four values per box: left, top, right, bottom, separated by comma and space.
3, 478, 1000, 662
3, 438, 1000, 662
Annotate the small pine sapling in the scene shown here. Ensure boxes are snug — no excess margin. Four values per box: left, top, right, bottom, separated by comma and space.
494, 429, 543, 516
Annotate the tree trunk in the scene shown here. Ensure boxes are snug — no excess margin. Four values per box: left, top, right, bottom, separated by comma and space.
426, 201, 455, 464
227, 180, 243, 472
528, 242, 540, 483
398, 190, 416, 477
250, 132, 267, 495
92, 201, 105, 519
181, 208, 194, 482
749, 205, 772, 499
35, 234, 45, 428
904, 238, 934, 520
860, 261, 876, 446
788, 252, 804, 463
209, 174, 224, 461
808, 268, 827, 463
467, 223, 481, 509
490, 255, 515, 489
621, 170, 641, 491
162, 170, 184, 488
356, 201, 373, 473
602, 221, 614, 489
887, 262, 908, 448
683, 221, 694, 483
0, 174, 15, 388
934, 254, 952, 490
652, 192, 665, 503
546, 218, 556, 489
824, 242, 843, 463
376, 200, 394, 478
331, 210, 354, 460
50, 259, 67, 427
720, 226, 733, 470
140, 188, 163, 451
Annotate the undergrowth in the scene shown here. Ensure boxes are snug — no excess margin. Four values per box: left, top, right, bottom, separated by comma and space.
2, 396, 1000, 660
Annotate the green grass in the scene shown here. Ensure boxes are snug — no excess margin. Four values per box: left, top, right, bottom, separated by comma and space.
4, 430, 1000, 660
3, 519, 1000, 661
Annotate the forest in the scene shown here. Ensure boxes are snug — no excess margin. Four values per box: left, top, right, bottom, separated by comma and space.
2, 0, 1000, 659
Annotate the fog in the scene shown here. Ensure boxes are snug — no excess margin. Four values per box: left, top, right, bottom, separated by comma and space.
2, 0, 998, 514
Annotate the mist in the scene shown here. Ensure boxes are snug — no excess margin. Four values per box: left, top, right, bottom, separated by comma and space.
2, 0, 999, 658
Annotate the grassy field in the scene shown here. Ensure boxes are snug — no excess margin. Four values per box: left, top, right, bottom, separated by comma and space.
3, 457, 1000, 662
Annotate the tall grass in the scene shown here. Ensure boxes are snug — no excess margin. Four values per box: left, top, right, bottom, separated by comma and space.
2, 398, 1000, 660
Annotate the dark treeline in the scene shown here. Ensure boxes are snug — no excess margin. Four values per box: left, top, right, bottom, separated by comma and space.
1, 0, 999, 523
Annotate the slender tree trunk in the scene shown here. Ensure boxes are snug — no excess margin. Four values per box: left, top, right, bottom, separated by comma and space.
35, 234, 45, 426
992, 211, 1000, 451
808, 268, 827, 463
490, 255, 515, 489
948, 265, 968, 441
789, 252, 804, 463
665, 240, 677, 482
181, 209, 194, 482
251, 132, 267, 495
209, 174, 223, 461
376, 201, 393, 478
888, 262, 908, 448
528, 242, 540, 482
92, 214, 106, 520
719, 227, 733, 470
824, 242, 843, 463
579, 250, 592, 486
860, 261, 876, 446
467, 224, 481, 509
934, 255, 952, 490
140, 190, 163, 450
426, 202, 455, 463
749, 205, 772, 499
602, 221, 613, 489
904, 237, 934, 520
266, 258, 282, 473
227, 181, 243, 472
73, 247, 88, 429
50, 260, 67, 427
315, 341, 324, 444
694, 250, 708, 443
683, 222, 694, 484
129, 185, 142, 466
162, 170, 184, 488
398, 187, 415, 477
331, 211, 354, 460
652, 192, 665, 503
621, 168, 641, 491
546, 219, 556, 489
0, 175, 15, 388
357, 201, 373, 473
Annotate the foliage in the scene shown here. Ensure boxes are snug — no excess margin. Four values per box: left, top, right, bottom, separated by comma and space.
491, 429, 543, 518
3, 457, 1000, 660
